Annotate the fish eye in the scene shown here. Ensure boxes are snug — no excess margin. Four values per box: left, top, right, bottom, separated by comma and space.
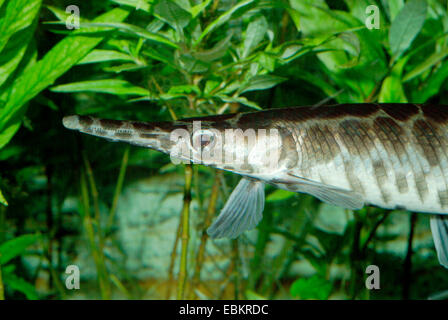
192, 129, 215, 151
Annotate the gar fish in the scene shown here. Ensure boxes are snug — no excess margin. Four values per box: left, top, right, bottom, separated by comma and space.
62, 103, 448, 268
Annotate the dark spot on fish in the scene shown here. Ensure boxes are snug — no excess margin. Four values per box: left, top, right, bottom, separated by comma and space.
380, 104, 419, 121
395, 172, 409, 194
421, 104, 448, 123
438, 189, 448, 208
372, 160, 387, 185
395, 205, 407, 211
415, 172, 429, 202
373, 160, 389, 203
100, 119, 123, 130
78, 115, 93, 128
132, 121, 156, 132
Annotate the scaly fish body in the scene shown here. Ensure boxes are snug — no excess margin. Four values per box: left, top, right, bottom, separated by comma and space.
63, 103, 448, 268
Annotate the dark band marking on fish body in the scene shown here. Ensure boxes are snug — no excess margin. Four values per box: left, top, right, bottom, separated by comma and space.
345, 119, 390, 204
380, 104, 419, 121
413, 119, 441, 167
100, 119, 124, 130
278, 127, 299, 170
79, 115, 94, 128
310, 125, 334, 164
421, 104, 448, 123
416, 118, 448, 208
373, 117, 409, 194
304, 126, 321, 166
415, 172, 429, 202
320, 124, 341, 160
338, 120, 367, 157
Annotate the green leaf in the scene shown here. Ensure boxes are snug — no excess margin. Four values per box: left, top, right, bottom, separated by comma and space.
193, 33, 233, 62
110, 0, 151, 12
154, 0, 192, 31
51, 79, 148, 96
0, 26, 34, 87
3, 273, 38, 300
242, 15, 268, 58
103, 63, 146, 73
0, 234, 41, 265
0, 0, 42, 52
179, 53, 209, 73
61, 21, 179, 49
379, 57, 408, 103
217, 95, 261, 110
167, 84, 200, 95
290, 275, 333, 299
241, 75, 287, 93
196, 0, 255, 44
0, 7, 131, 150
389, 0, 427, 59
77, 49, 135, 65
403, 49, 448, 82
0, 189, 7, 206
190, 0, 212, 18
411, 60, 448, 102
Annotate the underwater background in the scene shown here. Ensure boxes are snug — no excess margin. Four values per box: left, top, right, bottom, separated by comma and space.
1, 0, 448, 300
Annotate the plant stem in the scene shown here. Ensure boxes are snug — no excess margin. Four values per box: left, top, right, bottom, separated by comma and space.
177, 164, 193, 300
80, 170, 110, 299
402, 213, 417, 300
190, 171, 221, 299
0, 260, 4, 300
107, 146, 130, 229
166, 211, 183, 299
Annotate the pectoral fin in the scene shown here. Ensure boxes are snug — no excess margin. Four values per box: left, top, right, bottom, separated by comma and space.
280, 173, 364, 210
207, 178, 265, 239
430, 215, 448, 269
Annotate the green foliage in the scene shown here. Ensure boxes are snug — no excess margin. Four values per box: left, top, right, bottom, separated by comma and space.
1, 0, 448, 300
0, 234, 41, 299
290, 274, 333, 300
389, 0, 427, 60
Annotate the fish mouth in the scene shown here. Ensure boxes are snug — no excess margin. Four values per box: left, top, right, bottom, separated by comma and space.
62, 115, 80, 129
